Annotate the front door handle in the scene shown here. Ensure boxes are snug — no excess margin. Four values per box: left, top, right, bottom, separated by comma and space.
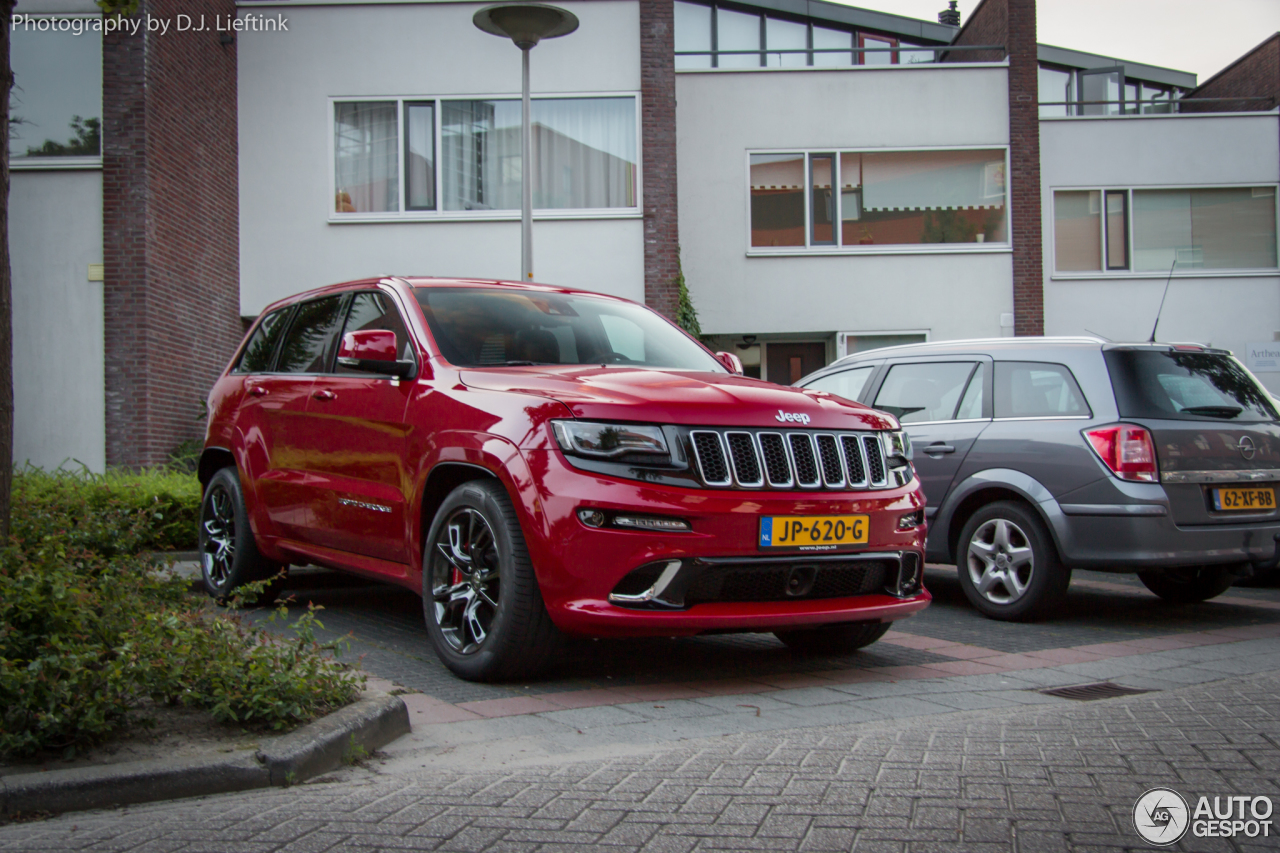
313, 389, 337, 401
249, 386, 268, 397
923, 443, 955, 455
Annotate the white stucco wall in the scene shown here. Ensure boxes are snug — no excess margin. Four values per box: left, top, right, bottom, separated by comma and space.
1040, 112, 1280, 387
9, 169, 105, 471
675, 64, 1013, 341
237, 0, 643, 315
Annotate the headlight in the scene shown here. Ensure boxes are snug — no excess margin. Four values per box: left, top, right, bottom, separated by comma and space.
551, 420, 669, 459
884, 430, 912, 461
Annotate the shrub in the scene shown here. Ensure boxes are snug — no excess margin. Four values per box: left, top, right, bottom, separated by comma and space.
1, 470, 365, 760
12, 466, 201, 555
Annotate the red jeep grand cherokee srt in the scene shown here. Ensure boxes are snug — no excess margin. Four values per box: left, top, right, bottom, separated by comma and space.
199, 277, 930, 681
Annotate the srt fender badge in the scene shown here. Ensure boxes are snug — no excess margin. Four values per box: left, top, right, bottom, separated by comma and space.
775, 410, 811, 425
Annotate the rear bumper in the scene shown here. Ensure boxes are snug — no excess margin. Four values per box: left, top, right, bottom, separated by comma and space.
1054, 509, 1280, 570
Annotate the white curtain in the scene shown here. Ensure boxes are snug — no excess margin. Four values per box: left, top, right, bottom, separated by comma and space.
334, 102, 398, 213
442, 100, 522, 211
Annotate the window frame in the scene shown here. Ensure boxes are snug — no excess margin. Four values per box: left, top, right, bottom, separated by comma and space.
1050, 183, 1280, 278
329, 92, 643, 223
746, 145, 1013, 256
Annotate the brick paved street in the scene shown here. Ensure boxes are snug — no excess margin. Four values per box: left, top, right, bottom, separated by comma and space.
3, 670, 1278, 852
3, 567, 1279, 850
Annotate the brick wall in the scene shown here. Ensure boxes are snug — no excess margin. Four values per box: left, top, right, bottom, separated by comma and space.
103, 0, 242, 468
639, 0, 679, 319
944, 0, 1042, 336
1184, 34, 1279, 113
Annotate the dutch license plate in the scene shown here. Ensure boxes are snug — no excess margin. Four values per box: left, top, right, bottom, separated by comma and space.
760, 515, 868, 549
1213, 487, 1276, 511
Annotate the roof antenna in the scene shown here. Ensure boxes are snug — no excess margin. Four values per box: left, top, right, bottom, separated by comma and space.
1149, 259, 1177, 343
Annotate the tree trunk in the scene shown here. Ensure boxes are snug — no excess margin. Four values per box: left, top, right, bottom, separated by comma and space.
0, 0, 17, 538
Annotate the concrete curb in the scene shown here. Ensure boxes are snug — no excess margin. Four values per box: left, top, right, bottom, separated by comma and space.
0, 692, 410, 819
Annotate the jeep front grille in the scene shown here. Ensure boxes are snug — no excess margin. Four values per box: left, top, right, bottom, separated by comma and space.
686, 428, 902, 491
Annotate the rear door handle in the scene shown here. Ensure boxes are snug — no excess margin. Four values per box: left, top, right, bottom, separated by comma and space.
923, 443, 955, 455
249, 386, 268, 397
313, 389, 337, 401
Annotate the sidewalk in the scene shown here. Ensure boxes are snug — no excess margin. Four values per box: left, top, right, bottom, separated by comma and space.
3, 668, 1276, 851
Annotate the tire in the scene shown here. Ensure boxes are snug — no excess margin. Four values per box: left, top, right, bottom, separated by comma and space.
422, 479, 560, 681
198, 467, 284, 603
1137, 565, 1237, 603
774, 621, 890, 654
956, 500, 1070, 621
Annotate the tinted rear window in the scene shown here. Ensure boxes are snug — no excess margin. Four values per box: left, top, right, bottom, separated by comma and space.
1104, 350, 1278, 422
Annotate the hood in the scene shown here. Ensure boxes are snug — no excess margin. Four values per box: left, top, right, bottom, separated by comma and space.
459, 366, 896, 431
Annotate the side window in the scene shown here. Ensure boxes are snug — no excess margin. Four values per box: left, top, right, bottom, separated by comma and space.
233, 307, 290, 374
275, 296, 347, 374
955, 367, 985, 419
995, 362, 1090, 418
336, 292, 414, 375
804, 365, 874, 402
873, 362, 977, 424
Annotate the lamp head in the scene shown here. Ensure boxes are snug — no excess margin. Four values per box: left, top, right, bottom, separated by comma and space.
473, 3, 579, 50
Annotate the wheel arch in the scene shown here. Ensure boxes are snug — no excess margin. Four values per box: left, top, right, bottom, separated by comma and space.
938, 469, 1068, 564
419, 462, 502, 548
198, 446, 237, 491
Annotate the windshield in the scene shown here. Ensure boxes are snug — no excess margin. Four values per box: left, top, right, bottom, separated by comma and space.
413, 287, 725, 372
1104, 349, 1279, 422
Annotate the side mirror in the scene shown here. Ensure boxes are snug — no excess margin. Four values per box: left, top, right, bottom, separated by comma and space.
337, 330, 416, 379
715, 351, 745, 375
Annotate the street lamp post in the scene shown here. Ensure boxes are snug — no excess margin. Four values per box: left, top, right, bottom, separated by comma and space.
473, 4, 579, 282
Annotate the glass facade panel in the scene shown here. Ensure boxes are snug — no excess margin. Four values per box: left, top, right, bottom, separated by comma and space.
750, 154, 805, 247
716, 8, 761, 68
441, 100, 522, 211
1038, 65, 1072, 118
1105, 190, 1128, 269
765, 17, 807, 68
899, 42, 935, 64
810, 154, 835, 245
406, 103, 435, 211
10, 23, 101, 158
839, 152, 865, 244
335, 102, 399, 213
1080, 69, 1121, 115
860, 35, 894, 66
1053, 191, 1102, 271
531, 98, 637, 209
812, 26, 853, 66
674, 1, 712, 69
1133, 188, 1278, 271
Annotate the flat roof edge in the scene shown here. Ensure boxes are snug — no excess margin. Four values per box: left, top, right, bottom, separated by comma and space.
1038, 43, 1197, 89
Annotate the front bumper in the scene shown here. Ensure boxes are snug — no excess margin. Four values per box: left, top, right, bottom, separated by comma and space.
523, 449, 930, 637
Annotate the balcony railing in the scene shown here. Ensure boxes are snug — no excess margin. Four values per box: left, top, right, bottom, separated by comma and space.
675, 43, 1005, 67
1039, 96, 1277, 117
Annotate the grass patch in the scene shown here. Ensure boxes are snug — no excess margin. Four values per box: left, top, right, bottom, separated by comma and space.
1, 466, 365, 761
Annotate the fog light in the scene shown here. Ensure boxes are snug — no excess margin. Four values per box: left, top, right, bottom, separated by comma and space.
898, 510, 924, 530
613, 515, 691, 532
577, 509, 606, 528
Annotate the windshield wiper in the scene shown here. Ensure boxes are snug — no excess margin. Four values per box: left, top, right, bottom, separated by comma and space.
1181, 405, 1244, 418
501, 360, 540, 366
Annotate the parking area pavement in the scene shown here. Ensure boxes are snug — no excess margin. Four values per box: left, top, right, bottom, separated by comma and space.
4, 667, 1277, 852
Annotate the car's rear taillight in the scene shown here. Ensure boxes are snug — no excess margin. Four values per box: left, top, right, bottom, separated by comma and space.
1084, 424, 1158, 482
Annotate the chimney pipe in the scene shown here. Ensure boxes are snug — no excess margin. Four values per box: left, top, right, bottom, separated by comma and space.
938, 1, 960, 27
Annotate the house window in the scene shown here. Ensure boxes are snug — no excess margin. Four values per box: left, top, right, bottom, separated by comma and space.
673, 1, 932, 69
1053, 187, 1279, 272
1039, 63, 1184, 117
751, 148, 1009, 250
9, 17, 102, 162
334, 96, 637, 218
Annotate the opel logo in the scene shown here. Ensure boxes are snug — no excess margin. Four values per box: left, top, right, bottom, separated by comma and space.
1239, 436, 1257, 460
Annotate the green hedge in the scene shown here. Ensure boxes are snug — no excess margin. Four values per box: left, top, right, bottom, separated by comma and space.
13, 466, 202, 555
1, 467, 365, 760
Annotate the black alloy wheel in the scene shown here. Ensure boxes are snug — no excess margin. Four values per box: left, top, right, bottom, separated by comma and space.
198, 466, 284, 603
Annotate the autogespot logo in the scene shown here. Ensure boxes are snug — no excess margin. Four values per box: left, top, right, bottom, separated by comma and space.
1133, 788, 1190, 846
1133, 788, 1275, 844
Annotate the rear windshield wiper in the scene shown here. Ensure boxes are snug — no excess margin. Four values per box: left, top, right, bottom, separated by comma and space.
1180, 405, 1244, 418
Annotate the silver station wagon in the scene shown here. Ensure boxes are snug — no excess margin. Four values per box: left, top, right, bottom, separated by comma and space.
797, 337, 1280, 620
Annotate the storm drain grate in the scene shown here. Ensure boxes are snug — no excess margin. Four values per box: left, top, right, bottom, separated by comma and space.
1040, 681, 1156, 702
